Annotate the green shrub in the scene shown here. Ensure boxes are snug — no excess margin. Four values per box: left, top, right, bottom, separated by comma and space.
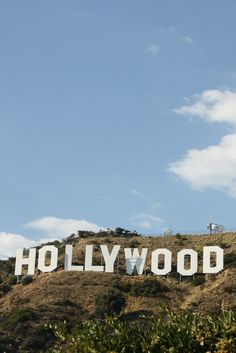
112, 281, 131, 293
224, 253, 236, 266
129, 279, 169, 297
175, 239, 185, 245
0, 335, 16, 353
0, 261, 14, 274
104, 238, 112, 243
21, 275, 33, 285
95, 288, 126, 316
53, 299, 80, 307
21, 327, 55, 351
8, 275, 17, 285
192, 275, 206, 286
128, 239, 140, 248
5, 309, 36, 330
0, 283, 11, 294
45, 310, 236, 353
219, 242, 230, 249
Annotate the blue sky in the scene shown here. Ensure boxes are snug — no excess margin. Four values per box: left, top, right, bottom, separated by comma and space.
1, 0, 236, 257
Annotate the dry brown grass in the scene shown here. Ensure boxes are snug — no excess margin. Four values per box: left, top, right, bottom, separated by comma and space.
0, 232, 236, 319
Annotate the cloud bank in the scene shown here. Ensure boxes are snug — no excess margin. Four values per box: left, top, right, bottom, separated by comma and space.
25, 216, 104, 241
174, 90, 236, 125
170, 89, 236, 197
168, 133, 236, 196
0, 232, 37, 260
0, 217, 105, 259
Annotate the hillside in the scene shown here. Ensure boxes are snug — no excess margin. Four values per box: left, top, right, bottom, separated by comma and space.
0, 231, 236, 352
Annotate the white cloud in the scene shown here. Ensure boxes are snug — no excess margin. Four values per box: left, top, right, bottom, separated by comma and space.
168, 133, 236, 197
25, 216, 105, 241
174, 90, 236, 125
132, 212, 163, 229
0, 217, 105, 259
170, 89, 236, 197
0, 232, 37, 259
147, 44, 160, 55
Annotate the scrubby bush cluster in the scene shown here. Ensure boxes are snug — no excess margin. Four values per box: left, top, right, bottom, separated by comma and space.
46, 310, 236, 353
67, 227, 140, 241
129, 279, 169, 297
21, 275, 33, 285
95, 287, 126, 316
0, 283, 11, 294
192, 275, 206, 286
5, 308, 36, 330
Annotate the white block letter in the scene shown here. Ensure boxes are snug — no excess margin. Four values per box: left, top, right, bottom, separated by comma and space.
151, 249, 172, 275
124, 248, 148, 275
85, 245, 104, 272
38, 245, 58, 273
100, 245, 120, 273
15, 248, 36, 275
64, 245, 84, 271
203, 246, 224, 274
177, 249, 198, 276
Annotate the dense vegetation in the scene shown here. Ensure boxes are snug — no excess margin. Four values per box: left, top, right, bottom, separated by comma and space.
46, 310, 236, 353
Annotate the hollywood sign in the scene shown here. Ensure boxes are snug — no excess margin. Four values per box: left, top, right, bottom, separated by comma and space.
14, 244, 224, 276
